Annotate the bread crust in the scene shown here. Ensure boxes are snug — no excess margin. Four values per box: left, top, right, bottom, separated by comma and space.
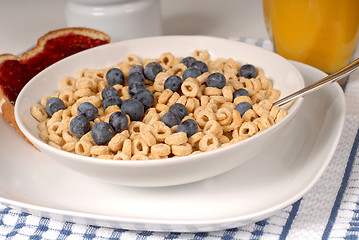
0, 27, 110, 149
21, 27, 110, 60
0, 86, 35, 147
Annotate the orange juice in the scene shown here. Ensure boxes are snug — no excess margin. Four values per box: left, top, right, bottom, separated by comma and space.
263, 0, 359, 73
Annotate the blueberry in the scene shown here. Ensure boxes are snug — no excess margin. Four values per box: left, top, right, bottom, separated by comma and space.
121, 98, 145, 121
164, 75, 182, 92
239, 64, 257, 79
77, 102, 99, 121
70, 115, 91, 138
192, 61, 208, 73
182, 67, 202, 80
135, 89, 154, 110
102, 96, 122, 110
128, 81, 146, 98
181, 56, 197, 67
206, 72, 226, 89
109, 111, 128, 132
144, 62, 163, 81
233, 88, 250, 100
91, 121, 114, 145
45, 97, 65, 116
177, 119, 198, 137
126, 72, 145, 86
101, 86, 118, 99
127, 72, 146, 98
161, 111, 180, 128
169, 103, 187, 120
235, 102, 253, 117
129, 65, 144, 75
106, 68, 125, 86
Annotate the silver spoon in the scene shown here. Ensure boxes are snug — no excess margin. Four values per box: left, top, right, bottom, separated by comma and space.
273, 57, 359, 106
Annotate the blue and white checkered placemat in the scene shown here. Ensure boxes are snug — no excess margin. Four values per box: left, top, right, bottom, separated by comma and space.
1, 37, 359, 240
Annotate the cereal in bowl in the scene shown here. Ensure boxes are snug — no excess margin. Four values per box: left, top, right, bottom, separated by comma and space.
30, 50, 287, 160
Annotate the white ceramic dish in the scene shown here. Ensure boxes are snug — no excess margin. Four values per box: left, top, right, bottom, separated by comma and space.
2, 62, 345, 232
14, 36, 304, 187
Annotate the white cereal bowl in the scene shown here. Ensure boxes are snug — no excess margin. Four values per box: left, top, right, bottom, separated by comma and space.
15, 36, 304, 187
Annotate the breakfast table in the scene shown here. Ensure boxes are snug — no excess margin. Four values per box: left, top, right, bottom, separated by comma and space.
1, 0, 359, 239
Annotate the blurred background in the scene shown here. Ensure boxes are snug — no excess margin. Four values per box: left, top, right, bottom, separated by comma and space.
0, 0, 267, 54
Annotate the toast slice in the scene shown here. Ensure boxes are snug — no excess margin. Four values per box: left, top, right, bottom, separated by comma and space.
0, 27, 110, 147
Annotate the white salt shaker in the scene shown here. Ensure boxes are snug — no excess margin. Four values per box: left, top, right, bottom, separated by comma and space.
65, 0, 163, 41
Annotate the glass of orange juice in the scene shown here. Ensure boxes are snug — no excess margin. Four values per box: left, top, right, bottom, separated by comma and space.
263, 0, 359, 75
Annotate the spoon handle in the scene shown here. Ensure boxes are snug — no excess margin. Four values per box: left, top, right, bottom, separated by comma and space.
273, 57, 359, 107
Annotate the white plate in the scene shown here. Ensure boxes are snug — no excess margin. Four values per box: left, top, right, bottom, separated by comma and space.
0, 61, 345, 232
